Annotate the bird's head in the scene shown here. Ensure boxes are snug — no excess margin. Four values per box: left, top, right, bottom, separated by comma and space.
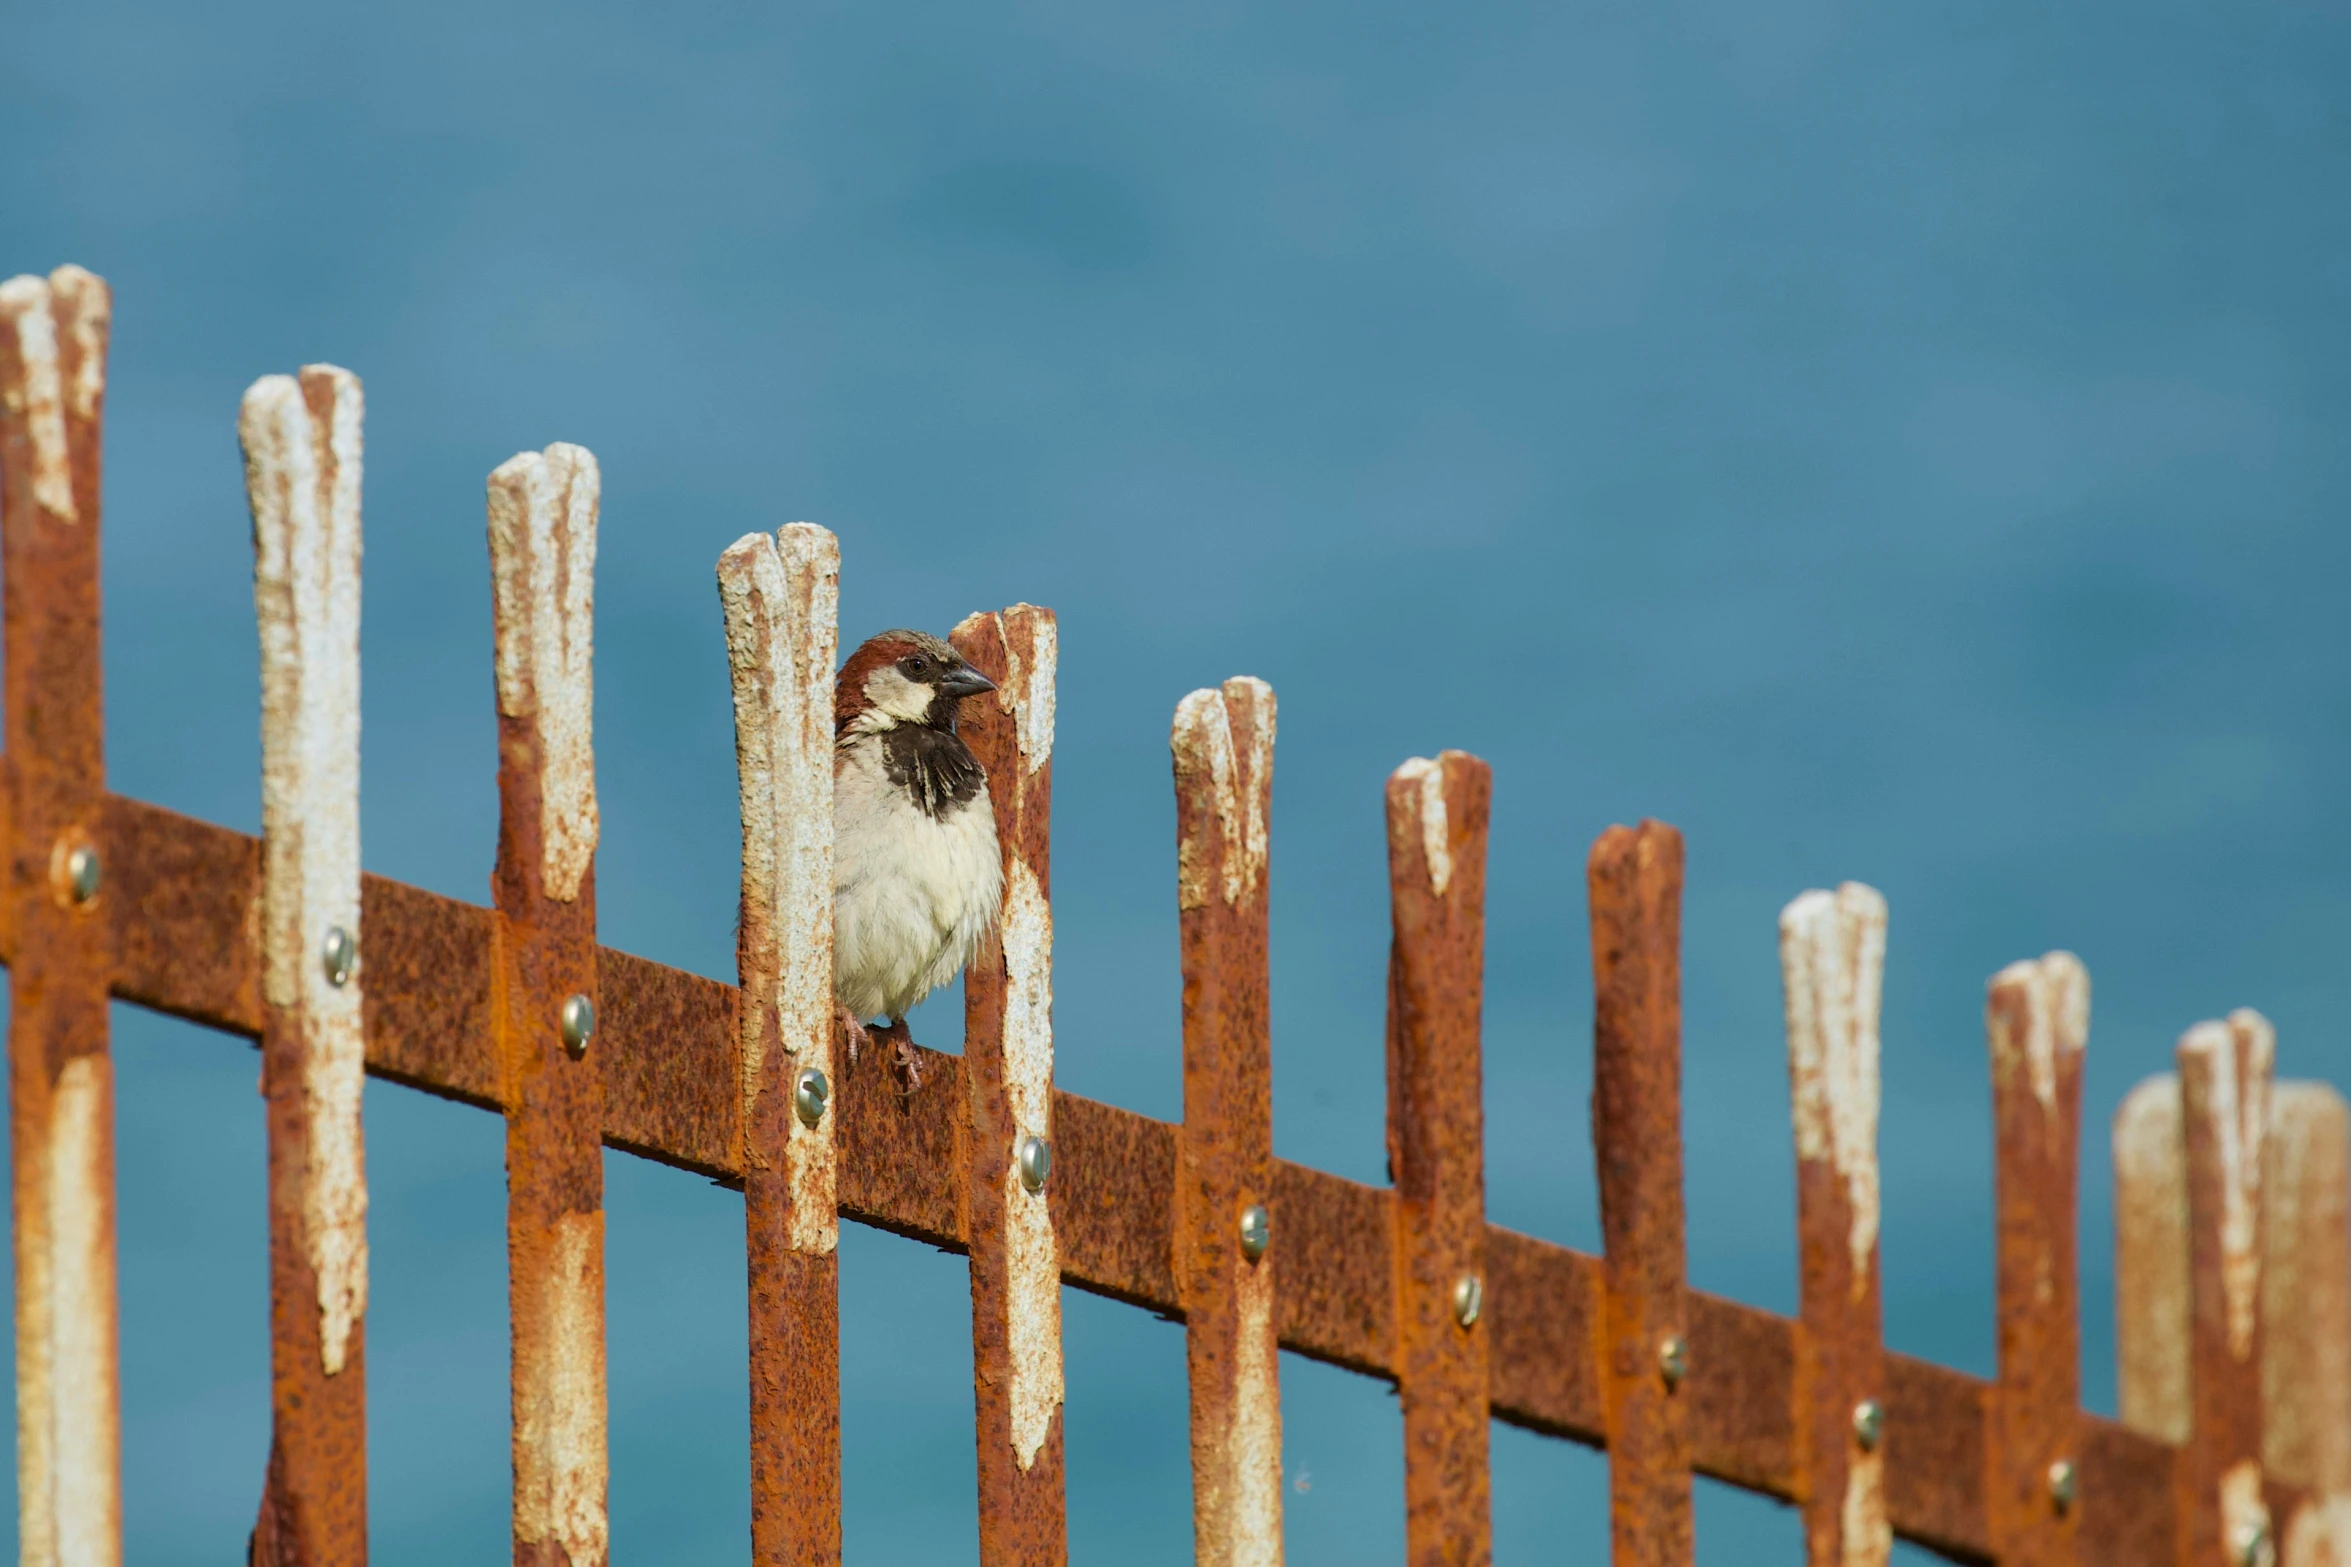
836, 629, 997, 736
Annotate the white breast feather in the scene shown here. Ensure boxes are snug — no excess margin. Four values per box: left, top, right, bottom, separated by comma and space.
833, 737, 1003, 1022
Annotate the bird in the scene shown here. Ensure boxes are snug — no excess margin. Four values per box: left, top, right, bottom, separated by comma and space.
832, 628, 1004, 1084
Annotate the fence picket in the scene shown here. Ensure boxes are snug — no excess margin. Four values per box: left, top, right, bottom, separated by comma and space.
1589, 819, 1693, 1567
1174, 678, 1285, 1567
721, 524, 844, 1566
487, 444, 610, 1567
1986, 953, 2090, 1567
1780, 883, 1890, 1567
0, 265, 122, 1567
953, 605, 1069, 1564
1386, 751, 1494, 1566
242, 364, 371, 1565
2179, 1012, 2277, 1567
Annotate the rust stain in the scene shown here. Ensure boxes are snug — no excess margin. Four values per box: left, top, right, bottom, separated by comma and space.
1174, 678, 1284, 1567
1779, 882, 1889, 1567
952, 605, 1070, 1560
1387, 752, 1493, 1566
1986, 953, 2090, 1567
1, 265, 123, 1567
2182, 1012, 2274, 1363
2264, 1084, 2350, 1496
490, 442, 610, 1567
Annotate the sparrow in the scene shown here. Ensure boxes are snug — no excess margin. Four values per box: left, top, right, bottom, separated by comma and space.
833, 628, 1004, 1081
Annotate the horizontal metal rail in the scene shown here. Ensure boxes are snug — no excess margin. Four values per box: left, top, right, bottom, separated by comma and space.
16, 784, 2308, 1566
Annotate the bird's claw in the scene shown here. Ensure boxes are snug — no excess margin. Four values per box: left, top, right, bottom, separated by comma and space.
835, 1003, 871, 1065
877, 1018, 924, 1095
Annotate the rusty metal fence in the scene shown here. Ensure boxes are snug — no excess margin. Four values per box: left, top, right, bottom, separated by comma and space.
0, 263, 2345, 1567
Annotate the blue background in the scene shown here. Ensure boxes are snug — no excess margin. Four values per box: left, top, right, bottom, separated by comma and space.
6, 0, 2350, 1560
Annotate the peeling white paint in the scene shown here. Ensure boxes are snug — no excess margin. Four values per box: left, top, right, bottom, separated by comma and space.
514, 1211, 610, 1567
2114, 1074, 2190, 1445
2282, 1494, 2351, 1567
2223, 1458, 2275, 1567
1990, 952, 2089, 1116
1000, 855, 1064, 1467
1780, 882, 1886, 1296
49, 1054, 119, 1567
488, 443, 600, 902
49, 267, 108, 423
242, 367, 369, 1377
1392, 757, 1451, 897
2181, 1010, 2274, 1362
2266, 1083, 2350, 1496
1226, 1240, 1285, 1567
1841, 1445, 1890, 1567
0, 273, 78, 522
1001, 608, 1056, 777
1171, 679, 1275, 913
718, 526, 840, 1253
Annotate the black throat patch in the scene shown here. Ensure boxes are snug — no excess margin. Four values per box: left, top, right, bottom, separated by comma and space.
878, 725, 986, 821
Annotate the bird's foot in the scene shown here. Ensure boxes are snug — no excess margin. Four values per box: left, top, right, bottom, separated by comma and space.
877, 1017, 924, 1095
836, 1003, 871, 1065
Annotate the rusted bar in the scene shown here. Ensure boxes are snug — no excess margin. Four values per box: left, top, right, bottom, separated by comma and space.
489, 443, 609, 1567
1589, 819, 1694, 1566
2117, 1076, 2191, 1448
1779, 884, 1890, 1567
1174, 678, 1284, 1567
1986, 953, 2090, 1567
2179, 1012, 2277, 1567
0, 265, 123, 1567
720, 524, 843, 1566
3, 777, 2303, 1567
1386, 751, 1493, 1565
2270, 1083, 2351, 1567
952, 605, 1069, 1563
241, 364, 370, 1564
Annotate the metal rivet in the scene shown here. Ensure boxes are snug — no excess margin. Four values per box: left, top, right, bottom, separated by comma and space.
2046, 1458, 2077, 1514
1851, 1399, 1884, 1452
64, 844, 99, 904
1451, 1273, 1483, 1328
1017, 1134, 1051, 1194
794, 1068, 830, 1127
1238, 1204, 1271, 1262
559, 994, 595, 1057
321, 926, 356, 988
2233, 1520, 2274, 1567
1658, 1335, 1689, 1389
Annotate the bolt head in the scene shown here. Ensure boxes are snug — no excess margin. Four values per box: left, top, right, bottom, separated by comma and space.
1658, 1335, 1689, 1389
559, 994, 595, 1056
1017, 1134, 1052, 1194
794, 1067, 831, 1127
1238, 1204, 1271, 1262
321, 925, 356, 988
1851, 1399, 1884, 1451
63, 844, 99, 904
2046, 1458, 2077, 1513
1451, 1273, 1484, 1328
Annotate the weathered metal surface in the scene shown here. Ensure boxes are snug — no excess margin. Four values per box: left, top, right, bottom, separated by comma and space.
720, 523, 843, 1566
1588, 819, 1694, 1566
2116, 1075, 2192, 1447
0, 265, 123, 1567
488, 444, 608, 1567
1385, 751, 1493, 1565
1986, 953, 2090, 1567
2264, 1084, 2349, 1497
241, 363, 370, 1564
2180, 1012, 2277, 1567
1780, 884, 1890, 1567
1173, 678, 1284, 1567
952, 605, 1069, 1562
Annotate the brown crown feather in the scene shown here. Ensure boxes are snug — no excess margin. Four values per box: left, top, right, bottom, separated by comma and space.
834, 629, 960, 735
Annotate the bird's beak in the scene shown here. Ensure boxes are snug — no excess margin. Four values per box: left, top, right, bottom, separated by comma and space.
938, 666, 997, 700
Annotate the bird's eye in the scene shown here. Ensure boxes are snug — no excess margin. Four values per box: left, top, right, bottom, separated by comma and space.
903, 654, 929, 676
